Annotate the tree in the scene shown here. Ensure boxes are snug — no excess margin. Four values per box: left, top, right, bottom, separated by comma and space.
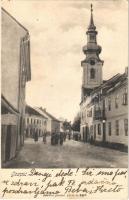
72, 113, 81, 132
62, 120, 71, 132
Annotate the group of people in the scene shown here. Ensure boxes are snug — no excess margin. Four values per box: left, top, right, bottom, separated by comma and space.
33, 130, 47, 144
51, 132, 66, 146
33, 130, 69, 146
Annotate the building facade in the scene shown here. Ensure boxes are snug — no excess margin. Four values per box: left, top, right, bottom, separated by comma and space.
1, 8, 31, 165
80, 5, 128, 149
35, 107, 60, 134
25, 105, 47, 138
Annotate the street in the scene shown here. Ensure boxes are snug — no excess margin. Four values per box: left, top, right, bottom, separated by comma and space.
4, 137, 128, 168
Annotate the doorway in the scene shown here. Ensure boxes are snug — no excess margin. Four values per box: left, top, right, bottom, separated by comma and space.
5, 125, 11, 161
103, 122, 106, 142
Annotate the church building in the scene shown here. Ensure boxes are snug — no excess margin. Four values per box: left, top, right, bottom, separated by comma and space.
80, 5, 128, 150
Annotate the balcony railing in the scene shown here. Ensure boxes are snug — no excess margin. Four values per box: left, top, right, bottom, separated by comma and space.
93, 109, 106, 121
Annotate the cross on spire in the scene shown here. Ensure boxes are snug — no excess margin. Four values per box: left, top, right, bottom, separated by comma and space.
91, 4, 93, 12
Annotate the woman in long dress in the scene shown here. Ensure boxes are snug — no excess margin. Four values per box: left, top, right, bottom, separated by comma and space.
34, 129, 38, 142
43, 132, 47, 144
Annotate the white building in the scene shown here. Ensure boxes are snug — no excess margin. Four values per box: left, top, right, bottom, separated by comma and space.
35, 107, 60, 134
25, 105, 47, 138
80, 5, 128, 150
1, 8, 31, 165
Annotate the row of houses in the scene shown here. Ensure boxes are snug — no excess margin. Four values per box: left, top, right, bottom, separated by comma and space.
80, 5, 128, 150
25, 106, 61, 138
1, 8, 31, 165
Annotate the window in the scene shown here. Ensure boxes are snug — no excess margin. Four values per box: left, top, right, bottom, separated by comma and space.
81, 112, 83, 120
90, 125, 93, 134
90, 35, 95, 40
108, 122, 111, 136
122, 88, 128, 105
94, 125, 96, 135
90, 68, 95, 79
108, 98, 111, 111
87, 109, 92, 117
115, 120, 119, 135
27, 118, 29, 124
124, 119, 128, 136
31, 118, 33, 124
90, 60, 95, 65
98, 124, 101, 135
115, 95, 119, 108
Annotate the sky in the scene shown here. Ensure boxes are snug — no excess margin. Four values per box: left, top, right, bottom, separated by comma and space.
2, 0, 128, 122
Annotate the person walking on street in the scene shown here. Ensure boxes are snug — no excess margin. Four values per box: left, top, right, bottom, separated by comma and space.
34, 129, 38, 143
43, 132, 47, 144
68, 132, 71, 140
51, 132, 55, 145
60, 132, 64, 145
63, 132, 66, 141
55, 132, 59, 145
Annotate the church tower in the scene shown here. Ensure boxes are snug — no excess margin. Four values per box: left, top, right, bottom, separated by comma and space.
81, 4, 104, 99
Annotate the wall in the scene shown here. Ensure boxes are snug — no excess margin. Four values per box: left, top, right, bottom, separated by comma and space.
25, 114, 47, 137
82, 62, 102, 89
1, 113, 18, 163
105, 84, 128, 145
1, 9, 30, 164
1, 9, 27, 111
106, 118, 128, 145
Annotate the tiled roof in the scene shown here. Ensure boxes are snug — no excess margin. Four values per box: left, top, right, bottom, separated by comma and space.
91, 72, 127, 96
25, 105, 47, 119
35, 107, 60, 122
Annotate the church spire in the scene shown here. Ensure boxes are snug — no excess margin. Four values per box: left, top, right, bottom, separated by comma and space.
88, 4, 96, 30
81, 3, 104, 99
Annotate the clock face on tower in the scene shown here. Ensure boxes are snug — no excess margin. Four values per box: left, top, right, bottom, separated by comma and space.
90, 60, 95, 65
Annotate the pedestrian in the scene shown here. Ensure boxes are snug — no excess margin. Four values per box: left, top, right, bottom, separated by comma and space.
54, 132, 59, 145
60, 132, 63, 145
34, 129, 38, 143
68, 132, 71, 140
43, 132, 47, 144
90, 135, 93, 145
63, 132, 66, 141
51, 132, 55, 145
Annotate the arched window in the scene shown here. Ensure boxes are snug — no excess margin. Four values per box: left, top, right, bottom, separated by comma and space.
90, 68, 95, 79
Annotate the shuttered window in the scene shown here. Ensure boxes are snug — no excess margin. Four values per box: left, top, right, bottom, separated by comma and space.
124, 119, 128, 136
115, 120, 119, 135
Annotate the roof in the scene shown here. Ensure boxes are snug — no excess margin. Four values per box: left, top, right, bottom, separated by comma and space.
25, 105, 47, 119
1, 94, 20, 115
91, 72, 127, 96
2, 7, 29, 33
35, 107, 60, 122
81, 71, 128, 105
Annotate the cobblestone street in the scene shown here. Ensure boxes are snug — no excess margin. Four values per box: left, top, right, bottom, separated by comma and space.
4, 137, 128, 168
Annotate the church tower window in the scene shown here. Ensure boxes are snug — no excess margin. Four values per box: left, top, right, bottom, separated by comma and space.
90, 35, 95, 40
90, 68, 95, 79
